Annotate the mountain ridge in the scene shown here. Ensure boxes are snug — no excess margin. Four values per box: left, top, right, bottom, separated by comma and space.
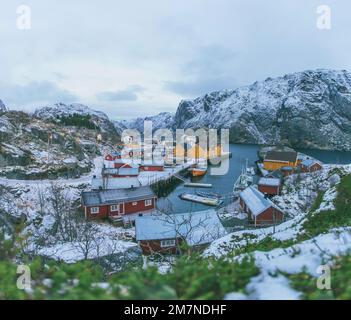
118, 69, 351, 151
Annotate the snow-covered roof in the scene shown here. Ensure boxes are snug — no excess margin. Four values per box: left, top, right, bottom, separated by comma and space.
135, 210, 227, 246
82, 186, 155, 206
240, 186, 283, 217
301, 159, 322, 168
258, 177, 281, 187
91, 177, 141, 190
102, 167, 139, 176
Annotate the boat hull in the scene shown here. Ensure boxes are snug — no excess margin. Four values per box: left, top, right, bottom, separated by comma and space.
179, 193, 222, 206
189, 168, 207, 177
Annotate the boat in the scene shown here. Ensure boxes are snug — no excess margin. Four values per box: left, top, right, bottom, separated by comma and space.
179, 193, 222, 206
188, 167, 207, 177
184, 182, 212, 188
196, 191, 222, 199
246, 166, 256, 175
232, 160, 255, 197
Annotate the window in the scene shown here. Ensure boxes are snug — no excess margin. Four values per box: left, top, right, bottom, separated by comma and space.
161, 239, 176, 248
110, 205, 119, 212
90, 207, 99, 214
145, 199, 152, 206
132, 202, 138, 206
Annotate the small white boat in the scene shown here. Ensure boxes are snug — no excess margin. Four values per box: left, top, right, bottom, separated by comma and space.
179, 193, 222, 206
184, 182, 213, 188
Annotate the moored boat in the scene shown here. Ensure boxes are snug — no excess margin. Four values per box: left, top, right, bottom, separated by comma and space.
189, 167, 207, 177
196, 191, 222, 199
179, 193, 222, 206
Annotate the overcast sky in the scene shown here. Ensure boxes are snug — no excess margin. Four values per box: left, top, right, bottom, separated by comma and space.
0, 0, 350, 120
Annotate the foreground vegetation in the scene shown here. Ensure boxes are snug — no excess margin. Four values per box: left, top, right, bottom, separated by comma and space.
302, 174, 351, 238
287, 254, 351, 299
0, 232, 259, 300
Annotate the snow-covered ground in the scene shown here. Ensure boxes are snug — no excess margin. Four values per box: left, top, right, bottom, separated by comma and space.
205, 164, 351, 299
0, 156, 104, 187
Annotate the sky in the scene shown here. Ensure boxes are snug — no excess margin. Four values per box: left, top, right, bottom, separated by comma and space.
0, 0, 350, 120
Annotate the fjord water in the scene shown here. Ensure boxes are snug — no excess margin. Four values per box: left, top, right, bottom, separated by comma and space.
157, 144, 351, 214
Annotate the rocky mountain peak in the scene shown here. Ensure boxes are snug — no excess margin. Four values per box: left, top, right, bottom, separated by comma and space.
172, 69, 351, 151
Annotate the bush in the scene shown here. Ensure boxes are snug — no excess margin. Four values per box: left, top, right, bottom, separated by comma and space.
0, 253, 258, 300
288, 254, 351, 300
302, 175, 351, 238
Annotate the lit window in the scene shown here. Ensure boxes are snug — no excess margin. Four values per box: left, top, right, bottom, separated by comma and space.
90, 207, 99, 214
110, 205, 119, 212
145, 199, 152, 206
161, 239, 176, 247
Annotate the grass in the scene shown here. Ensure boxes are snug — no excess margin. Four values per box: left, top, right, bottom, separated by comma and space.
235, 236, 296, 255
302, 175, 351, 238
287, 254, 351, 300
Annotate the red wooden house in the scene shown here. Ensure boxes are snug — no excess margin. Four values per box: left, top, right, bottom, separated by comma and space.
81, 186, 157, 220
105, 151, 122, 162
135, 210, 226, 255
102, 164, 139, 178
139, 164, 164, 172
114, 161, 132, 169
258, 177, 282, 196
239, 186, 284, 227
300, 159, 323, 173
281, 166, 294, 176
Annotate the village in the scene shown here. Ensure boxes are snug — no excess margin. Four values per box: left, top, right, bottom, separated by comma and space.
80, 139, 325, 256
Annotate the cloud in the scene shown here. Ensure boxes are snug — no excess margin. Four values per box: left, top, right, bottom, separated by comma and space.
163, 45, 239, 96
0, 81, 77, 108
96, 85, 144, 102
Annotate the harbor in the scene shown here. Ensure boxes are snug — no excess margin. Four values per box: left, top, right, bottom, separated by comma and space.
157, 144, 351, 217
85, 142, 351, 229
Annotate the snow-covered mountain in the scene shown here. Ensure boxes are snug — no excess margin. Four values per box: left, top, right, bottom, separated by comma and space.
33, 103, 119, 139
114, 112, 175, 134
173, 69, 351, 151
0, 99, 7, 112
0, 103, 120, 179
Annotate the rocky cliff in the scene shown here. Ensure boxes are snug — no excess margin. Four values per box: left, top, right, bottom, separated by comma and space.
173, 69, 351, 151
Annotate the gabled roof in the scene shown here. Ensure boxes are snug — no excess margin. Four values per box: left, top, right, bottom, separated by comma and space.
301, 159, 322, 168
102, 166, 139, 176
240, 186, 283, 217
135, 210, 227, 246
82, 186, 155, 206
258, 177, 281, 187
265, 151, 298, 163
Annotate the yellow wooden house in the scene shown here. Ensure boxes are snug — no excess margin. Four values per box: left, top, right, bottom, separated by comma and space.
263, 150, 298, 171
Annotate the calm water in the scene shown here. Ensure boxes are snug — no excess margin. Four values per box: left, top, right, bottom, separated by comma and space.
158, 144, 351, 214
